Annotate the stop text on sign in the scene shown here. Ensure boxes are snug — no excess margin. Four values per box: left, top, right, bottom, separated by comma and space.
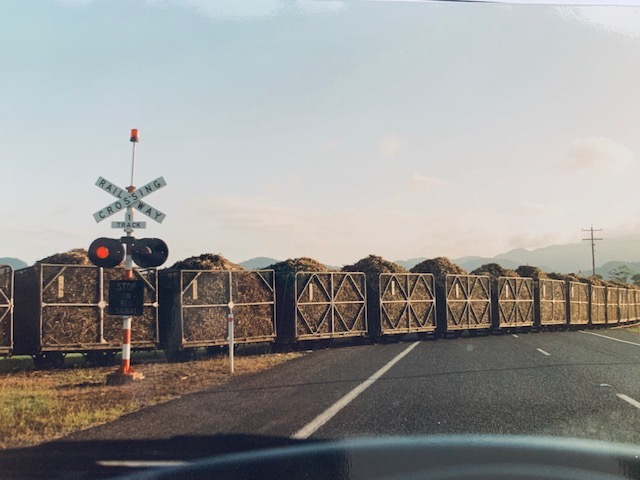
108, 280, 145, 316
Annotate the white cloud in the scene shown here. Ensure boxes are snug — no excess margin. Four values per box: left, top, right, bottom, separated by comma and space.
378, 133, 404, 158
555, 6, 640, 39
563, 136, 634, 174
409, 173, 448, 190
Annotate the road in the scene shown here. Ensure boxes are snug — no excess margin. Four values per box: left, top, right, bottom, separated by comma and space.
1, 328, 638, 479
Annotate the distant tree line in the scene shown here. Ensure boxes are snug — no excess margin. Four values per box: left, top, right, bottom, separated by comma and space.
608, 265, 640, 285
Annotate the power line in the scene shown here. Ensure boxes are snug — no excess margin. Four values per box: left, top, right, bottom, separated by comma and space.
582, 226, 603, 277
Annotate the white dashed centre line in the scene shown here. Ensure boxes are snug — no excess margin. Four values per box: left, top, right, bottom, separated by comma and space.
617, 394, 640, 410
536, 348, 551, 356
512, 334, 519, 338
580, 331, 640, 347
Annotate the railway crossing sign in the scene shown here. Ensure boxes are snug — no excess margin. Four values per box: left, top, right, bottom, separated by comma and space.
93, 176, 167, 224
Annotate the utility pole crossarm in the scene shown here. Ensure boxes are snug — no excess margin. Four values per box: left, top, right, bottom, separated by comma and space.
582, 226, 603, 277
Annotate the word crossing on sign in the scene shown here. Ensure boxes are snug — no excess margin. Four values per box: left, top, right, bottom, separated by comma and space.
93, 176, 167, 223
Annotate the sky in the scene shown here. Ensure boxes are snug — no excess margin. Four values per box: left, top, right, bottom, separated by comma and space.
3, 0, 640, 266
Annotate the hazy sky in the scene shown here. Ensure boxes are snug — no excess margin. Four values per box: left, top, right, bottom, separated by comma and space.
3, 0, 640, 266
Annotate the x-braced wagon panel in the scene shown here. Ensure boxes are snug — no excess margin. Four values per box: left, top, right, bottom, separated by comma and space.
295, 272, 367, 340
495, 276, 534, 329
444, 275, 491, 331
379, 273, 436, 335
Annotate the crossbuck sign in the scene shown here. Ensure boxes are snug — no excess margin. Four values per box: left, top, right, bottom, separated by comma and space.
93, 176, 167, 226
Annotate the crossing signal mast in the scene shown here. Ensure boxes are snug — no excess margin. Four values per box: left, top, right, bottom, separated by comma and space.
89, 129, 169, 385
582, 226, 603, 277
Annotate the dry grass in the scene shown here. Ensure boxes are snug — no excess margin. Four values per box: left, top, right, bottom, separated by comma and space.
0, 351, 301, 450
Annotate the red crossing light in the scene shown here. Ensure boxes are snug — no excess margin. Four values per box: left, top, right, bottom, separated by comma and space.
88, 238, 125, 268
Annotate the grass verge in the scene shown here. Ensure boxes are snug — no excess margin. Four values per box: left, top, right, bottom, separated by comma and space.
0, 351, 301, 450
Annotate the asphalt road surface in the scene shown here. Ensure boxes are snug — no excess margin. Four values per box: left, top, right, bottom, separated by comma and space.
1, 328, 638, 479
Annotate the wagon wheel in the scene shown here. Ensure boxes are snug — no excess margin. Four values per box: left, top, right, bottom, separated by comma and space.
48, 352, 65, 369
33, 354, 47, 370
98, 351, 117, 366
205, 346, 222, 357
166, 348, 196, 363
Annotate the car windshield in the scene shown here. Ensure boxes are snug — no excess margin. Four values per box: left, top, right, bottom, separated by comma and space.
0, 1, 639, 479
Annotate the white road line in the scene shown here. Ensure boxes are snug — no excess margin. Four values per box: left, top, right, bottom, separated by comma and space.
536, 348, 551, 356
292, 341, 420, 440
97, 460, 188, 468
616, 394, 640, 410
580, 331, 640, 347
512, 334, 519, 338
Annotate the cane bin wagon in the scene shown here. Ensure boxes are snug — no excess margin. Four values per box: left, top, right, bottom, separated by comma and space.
619, 288, 630, 325
159, 269, 276, 360
492, 276, 534, 330
606, 287, 620, 326
567, 282, 589, 327
537, 278, 566, 327
590, 285, 606, 326
14, 264, 158, 367
376, 273, 436, 337
0, 265, 13, 356
442, 275, 491, 334
291, 272, 367, 342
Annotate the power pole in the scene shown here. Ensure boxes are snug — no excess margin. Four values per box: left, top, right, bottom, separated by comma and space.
582, 226, 603, 277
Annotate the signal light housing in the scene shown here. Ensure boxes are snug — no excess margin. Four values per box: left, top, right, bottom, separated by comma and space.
131, 238, 169, 268
88, 237, 125, 268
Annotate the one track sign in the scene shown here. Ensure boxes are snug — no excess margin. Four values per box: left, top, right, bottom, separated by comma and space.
108, 280, 144, 316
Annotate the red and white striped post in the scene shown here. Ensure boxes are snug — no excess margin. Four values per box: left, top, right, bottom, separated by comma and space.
106, 130, 144, 385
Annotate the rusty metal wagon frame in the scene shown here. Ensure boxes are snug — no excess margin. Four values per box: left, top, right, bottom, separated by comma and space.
0, 265, 13, 355
590, 285, 607, 325
295, 272, 367, 340
618, 288, 630, 324
174, 269, 277, 348
444, 274, 491, 331
538, 278, 567, 327
606, 287, 620, 326
378, 273, 436, 335
568, 281, 589, 326
494, 276, 534, 329
14, 264, 159, 355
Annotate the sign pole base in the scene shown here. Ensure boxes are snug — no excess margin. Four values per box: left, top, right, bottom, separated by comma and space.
106, 370, 145, 386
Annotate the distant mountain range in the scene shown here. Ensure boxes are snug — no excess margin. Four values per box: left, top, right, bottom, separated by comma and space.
238, 257, 280, 270
0, 257, 27, 270
395, 234, 640, 278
